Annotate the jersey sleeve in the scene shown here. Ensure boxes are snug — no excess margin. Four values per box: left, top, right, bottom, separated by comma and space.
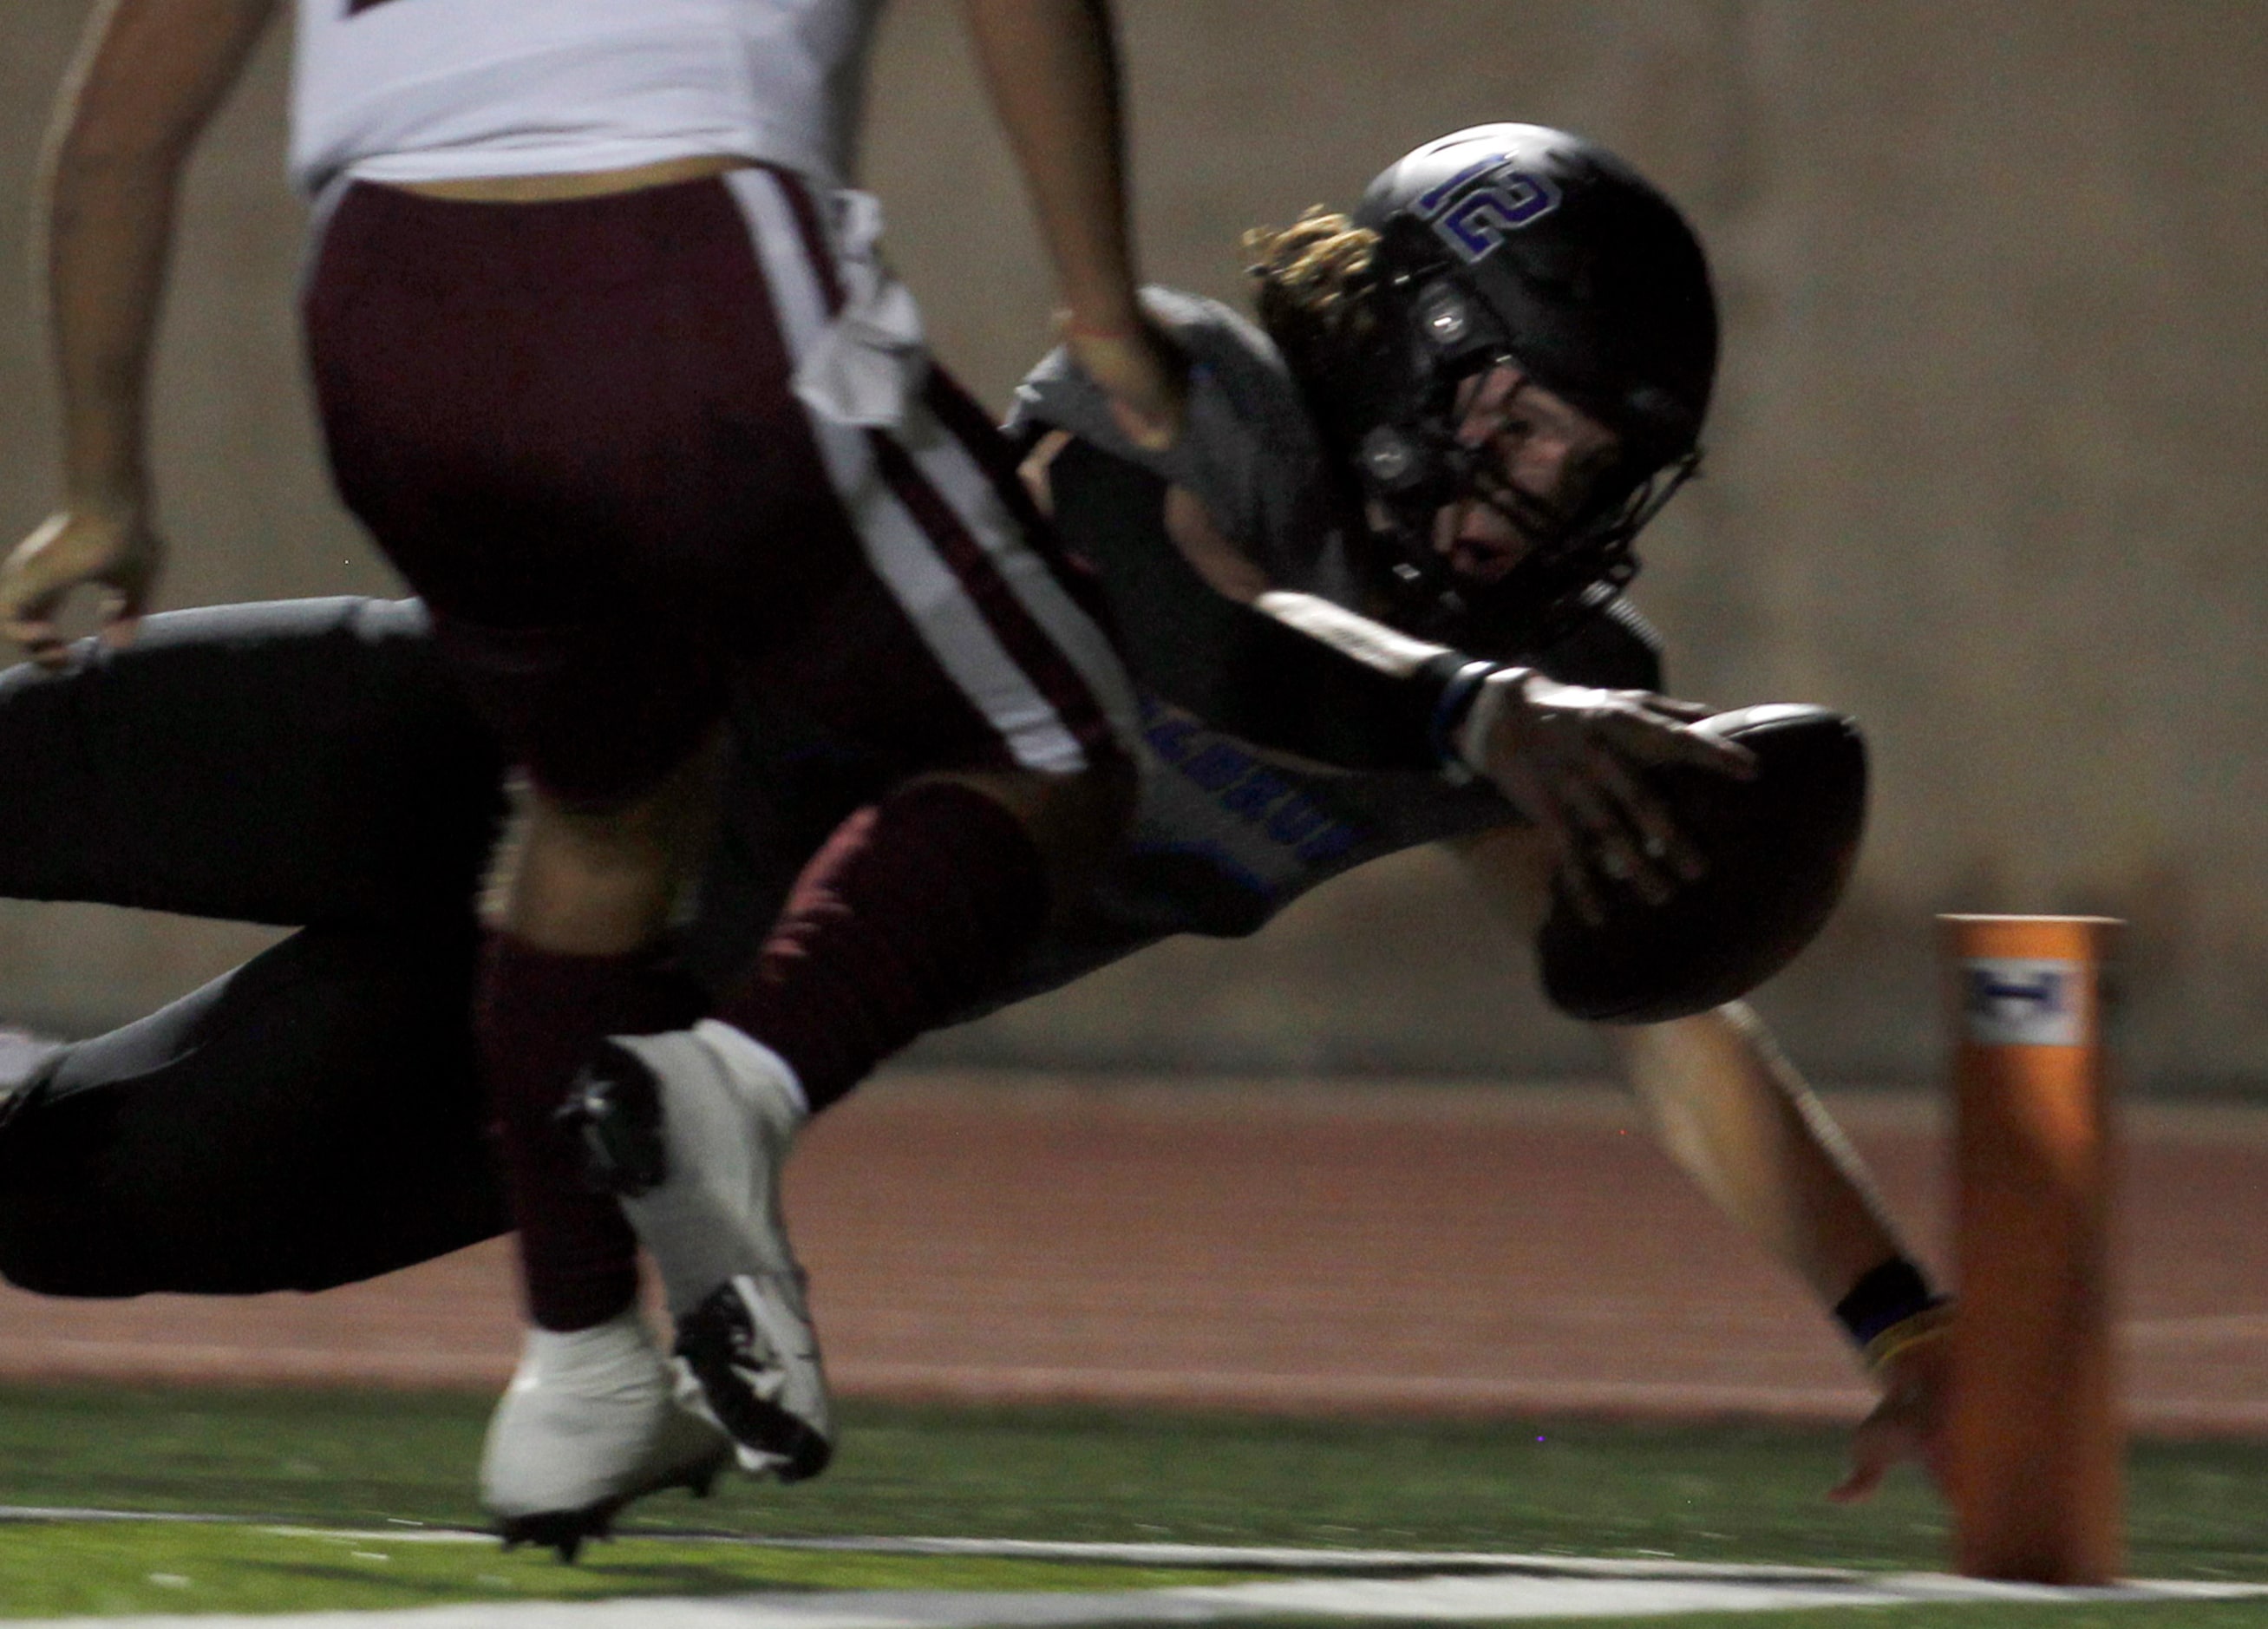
1009, 287, 1351, 595
1046, 439, 1450, 774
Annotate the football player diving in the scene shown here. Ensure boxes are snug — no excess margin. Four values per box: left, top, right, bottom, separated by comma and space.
0, 124, 1949, 1548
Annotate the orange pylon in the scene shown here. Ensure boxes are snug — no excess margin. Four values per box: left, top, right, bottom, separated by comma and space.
1942, 913, 2123, 1584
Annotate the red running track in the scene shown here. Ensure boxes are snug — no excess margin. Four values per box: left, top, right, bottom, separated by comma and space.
2, 1078, 2266, 1436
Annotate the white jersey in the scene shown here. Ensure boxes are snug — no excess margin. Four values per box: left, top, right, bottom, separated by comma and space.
290, 0, 886, 197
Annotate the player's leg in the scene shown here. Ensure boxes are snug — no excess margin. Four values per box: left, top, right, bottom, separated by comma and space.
300, 178, 794, 1542
568, 169, 1136, 1474
0, 597, 500, 924
461, 752, 742, 1552
304, 168, 1141, 1533
0, 598, 509, 1301
473, 747, 718, 1331
703, 170, 1134, 1117
0, 920, 502, 1299
560, 762, 1122, 1493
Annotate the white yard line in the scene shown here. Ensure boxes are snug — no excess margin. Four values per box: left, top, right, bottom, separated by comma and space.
11, 1572, 2268, 1627
7, 1528, 2268, 1627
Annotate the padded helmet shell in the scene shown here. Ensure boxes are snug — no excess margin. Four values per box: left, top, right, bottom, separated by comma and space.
1353, 122, 1717, 466
1326, 124, 1719, 652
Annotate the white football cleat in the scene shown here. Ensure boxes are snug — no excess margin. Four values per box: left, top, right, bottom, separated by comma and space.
481, 1307, 732, 1562
561, 1020, 833, 1482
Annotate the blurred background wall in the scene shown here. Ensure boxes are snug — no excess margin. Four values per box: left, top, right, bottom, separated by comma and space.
2, 2, 2264, 1089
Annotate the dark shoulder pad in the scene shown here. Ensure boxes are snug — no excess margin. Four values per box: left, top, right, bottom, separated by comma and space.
1043, 437, 1236, 718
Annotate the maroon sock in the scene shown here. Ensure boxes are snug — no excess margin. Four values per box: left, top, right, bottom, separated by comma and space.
476, 932, 706, 1331
716, 781, 1050, 1114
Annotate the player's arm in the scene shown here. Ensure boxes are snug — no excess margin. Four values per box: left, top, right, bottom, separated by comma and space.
1030, 433, 1728, 776
960, 0, 1182, 448
1243, 584, 1754, 901
1, 0, 279, 667
1028, 432, 1465, 768
1452, 823, 1953, 1501
1029, 434, 1747, 911
1230, 596, 1753, 926
1613, 1004, 1953, 1503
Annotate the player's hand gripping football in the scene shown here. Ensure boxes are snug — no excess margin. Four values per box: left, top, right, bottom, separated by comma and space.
1829, 1319, 1956, 1504
1467, 670, 1755, 925
1060, 310, 1186, 452
1, 504, 162, 669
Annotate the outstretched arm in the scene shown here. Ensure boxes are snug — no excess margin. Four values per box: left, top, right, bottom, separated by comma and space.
1029, 435, 1748, 912
1611, 1006, 1953, 1504
1610, 1005, 1907, 1306
2, 0, 280, 665
1454, 825, 1953, 1501
961, 0, 1182, 448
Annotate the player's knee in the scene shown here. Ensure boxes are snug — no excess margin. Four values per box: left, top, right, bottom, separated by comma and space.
1049, 755, 1139, 854
0, 1233, 88, 1296
923, 758, 1134, 914
496, 762, 724, 952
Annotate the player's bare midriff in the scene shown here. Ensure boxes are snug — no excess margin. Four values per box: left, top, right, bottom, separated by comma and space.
387, 153, 751, 203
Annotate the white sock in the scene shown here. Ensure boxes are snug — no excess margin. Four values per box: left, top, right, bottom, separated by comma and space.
514, 1306, 663, 1396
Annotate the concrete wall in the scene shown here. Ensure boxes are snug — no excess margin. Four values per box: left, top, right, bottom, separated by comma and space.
3, 3, 2265, 1088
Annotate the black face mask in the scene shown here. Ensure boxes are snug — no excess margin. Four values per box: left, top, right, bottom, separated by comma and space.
1314, 266, 1703, 657
1353, 396, 1700, 659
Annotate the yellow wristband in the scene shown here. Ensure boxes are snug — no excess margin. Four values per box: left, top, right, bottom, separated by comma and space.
1863, 1302, 1954, 1374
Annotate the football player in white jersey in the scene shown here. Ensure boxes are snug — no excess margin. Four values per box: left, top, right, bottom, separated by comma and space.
6, 0, 1210, 1552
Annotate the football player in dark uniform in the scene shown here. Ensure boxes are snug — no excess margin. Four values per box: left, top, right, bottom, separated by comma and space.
0, 125, 1944, 1541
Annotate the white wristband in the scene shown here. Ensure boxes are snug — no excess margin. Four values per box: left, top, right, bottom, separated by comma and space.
1453, 666, 1526, 780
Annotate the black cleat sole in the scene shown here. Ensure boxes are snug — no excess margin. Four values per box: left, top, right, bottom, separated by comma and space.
498, 1508, 605, 1566
676, 1282, 833, 1482
491, 1442, 732, 1564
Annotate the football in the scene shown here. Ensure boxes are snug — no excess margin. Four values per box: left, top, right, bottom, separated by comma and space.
1538, 703, 1868, 1024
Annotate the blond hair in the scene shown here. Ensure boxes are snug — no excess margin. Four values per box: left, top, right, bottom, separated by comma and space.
1242, 208, 1383, 387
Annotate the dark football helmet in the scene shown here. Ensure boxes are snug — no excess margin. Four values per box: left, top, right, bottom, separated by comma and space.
1324, 124, 1719, 653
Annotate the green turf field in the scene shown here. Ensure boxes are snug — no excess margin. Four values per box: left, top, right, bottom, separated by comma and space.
3, 1384, 2267, 1623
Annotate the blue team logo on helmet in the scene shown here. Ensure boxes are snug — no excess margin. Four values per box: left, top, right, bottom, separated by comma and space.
1416, 155, 1564, 263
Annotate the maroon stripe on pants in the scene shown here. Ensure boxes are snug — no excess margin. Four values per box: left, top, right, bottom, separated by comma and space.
920, 369, 1123, 641
768, 169, 1123, 769
863, 429, 1119, 765
775, 170, 848, 313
